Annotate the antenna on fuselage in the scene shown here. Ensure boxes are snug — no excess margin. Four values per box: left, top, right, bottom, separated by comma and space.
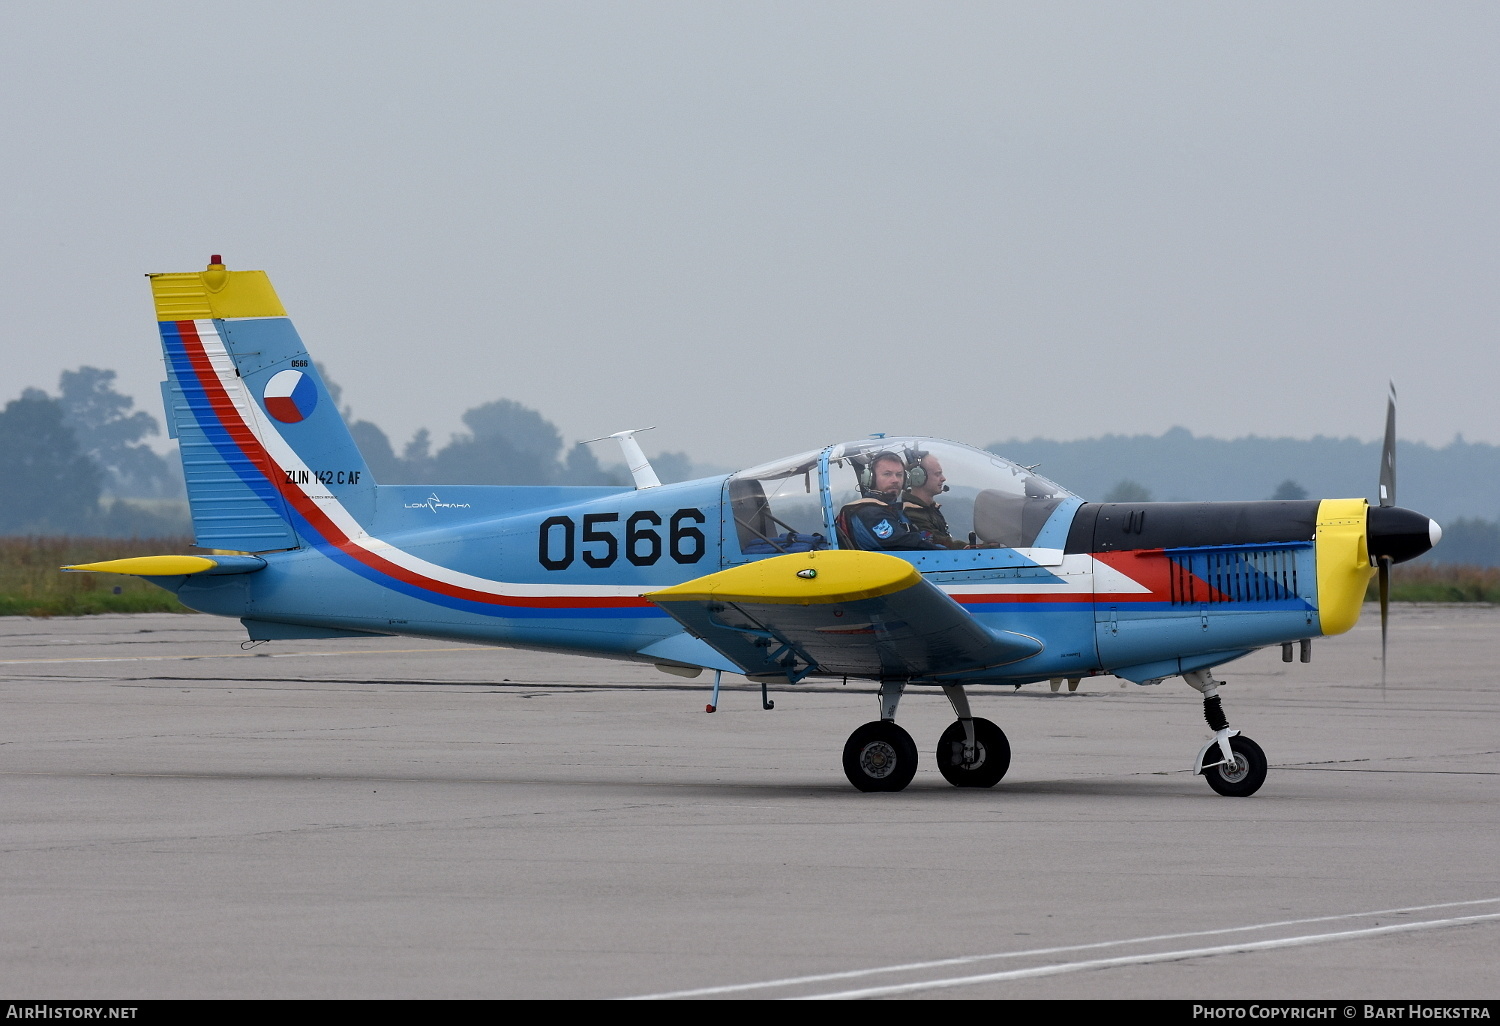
581, 427, 661, 489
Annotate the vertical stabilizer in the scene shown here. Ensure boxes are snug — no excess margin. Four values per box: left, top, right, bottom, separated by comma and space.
154, 258, 374, 553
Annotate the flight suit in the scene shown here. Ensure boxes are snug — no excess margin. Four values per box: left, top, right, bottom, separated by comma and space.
904, 496, 965, 549
838, 496, 940, 550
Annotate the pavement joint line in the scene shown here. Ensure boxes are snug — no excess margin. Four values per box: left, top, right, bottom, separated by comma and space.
795, 911, 1500, 1000
624, 897, 1500, 999
1279, 767, 1500, 775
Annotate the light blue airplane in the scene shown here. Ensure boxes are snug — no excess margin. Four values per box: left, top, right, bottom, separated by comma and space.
67, 259, 1441, 796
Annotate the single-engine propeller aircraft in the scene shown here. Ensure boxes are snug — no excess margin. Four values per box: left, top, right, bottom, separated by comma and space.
65, 259, 1442, 796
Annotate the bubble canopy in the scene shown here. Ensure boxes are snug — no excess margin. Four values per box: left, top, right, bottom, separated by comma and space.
725, 437, 1077, 559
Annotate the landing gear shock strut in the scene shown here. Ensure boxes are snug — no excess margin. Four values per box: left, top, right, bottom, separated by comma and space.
1183, 669, 1267, 797
934, 684, 1010, 788
841, 680, 918, 792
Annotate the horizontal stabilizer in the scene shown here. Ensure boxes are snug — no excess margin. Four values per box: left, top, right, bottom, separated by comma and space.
61, 554, 268, 576
645, 551, 1043, 681
635, 631, 746, 674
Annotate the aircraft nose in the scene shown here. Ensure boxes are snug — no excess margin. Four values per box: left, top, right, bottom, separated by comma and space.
1367, 505, 1441, 564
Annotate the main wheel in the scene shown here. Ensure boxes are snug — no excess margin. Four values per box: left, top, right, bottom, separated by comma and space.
936, 717, 1011, 788
1201, 734, 1267, 797
842, 721, 919, 792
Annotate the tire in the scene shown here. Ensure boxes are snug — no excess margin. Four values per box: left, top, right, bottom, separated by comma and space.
1201, 734, 1267, 797
842, 721, 919, 792
936, 717, 1011, 788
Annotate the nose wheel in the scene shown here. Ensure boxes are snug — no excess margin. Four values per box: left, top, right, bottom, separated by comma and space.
1184, 670, 1268, 797
935, 717, 1010, 787
1200, 733, 1267, 797
842, 721, 919, 792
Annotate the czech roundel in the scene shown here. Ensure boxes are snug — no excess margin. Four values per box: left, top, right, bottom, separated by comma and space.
263, 369, 318, 423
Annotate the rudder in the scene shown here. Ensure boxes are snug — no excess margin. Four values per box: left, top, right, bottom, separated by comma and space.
154, 257, 374, 553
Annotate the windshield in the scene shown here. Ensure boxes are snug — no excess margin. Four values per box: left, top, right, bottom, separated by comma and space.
827, 437, 1074, 550
723, 438, 1075, 560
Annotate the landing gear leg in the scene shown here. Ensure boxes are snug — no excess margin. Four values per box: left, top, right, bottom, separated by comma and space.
1183, 669, 1267, 797
842, 681, 918, 792
935, 684, 1010, 788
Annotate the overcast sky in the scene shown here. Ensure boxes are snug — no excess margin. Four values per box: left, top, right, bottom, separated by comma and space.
2, 2, 1496, 469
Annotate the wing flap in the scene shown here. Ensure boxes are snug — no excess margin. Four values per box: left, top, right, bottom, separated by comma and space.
645, 551, 1041, 680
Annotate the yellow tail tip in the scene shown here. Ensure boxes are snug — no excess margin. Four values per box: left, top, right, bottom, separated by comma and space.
149, 259, 285, 320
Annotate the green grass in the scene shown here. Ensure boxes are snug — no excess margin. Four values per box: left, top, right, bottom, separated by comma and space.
1366, 562, 1500, 604
0, 536, 197, 616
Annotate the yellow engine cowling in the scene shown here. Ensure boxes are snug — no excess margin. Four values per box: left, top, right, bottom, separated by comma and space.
1314, 498, 1375, 636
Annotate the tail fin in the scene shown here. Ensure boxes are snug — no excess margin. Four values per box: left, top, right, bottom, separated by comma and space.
153, 258, 374, 553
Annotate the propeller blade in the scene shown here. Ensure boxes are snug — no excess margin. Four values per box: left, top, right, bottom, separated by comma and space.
1379, 381, 1397, 507
1379, 555, 1391, 697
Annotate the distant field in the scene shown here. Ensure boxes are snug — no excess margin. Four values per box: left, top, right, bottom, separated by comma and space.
0, 538, 1492, 617
1367, 562, 1500, 604
0, 537, 195, 616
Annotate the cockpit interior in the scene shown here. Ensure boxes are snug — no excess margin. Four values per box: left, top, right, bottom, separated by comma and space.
724, 437, 1078, 562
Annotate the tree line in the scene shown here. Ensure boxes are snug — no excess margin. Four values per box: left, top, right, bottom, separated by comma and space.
1095, 477, 1500, 566
0, 368, 185, 535
990, 426, 1500, 528
319, 366, 712, 488
0, 365, 717, 537
5, 368, 1495, 566
1016, 427, 1500, 566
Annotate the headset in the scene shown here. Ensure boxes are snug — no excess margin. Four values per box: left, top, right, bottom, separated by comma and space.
904, 447, 930, 491
852, 451, 907, 494
902, 447, 948, 494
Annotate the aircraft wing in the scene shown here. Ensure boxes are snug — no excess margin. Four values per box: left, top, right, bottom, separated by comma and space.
644, 551, 1041, 681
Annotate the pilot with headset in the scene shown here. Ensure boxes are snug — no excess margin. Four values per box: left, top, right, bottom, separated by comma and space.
837, 451, 942, 550
903, 451, 966, 549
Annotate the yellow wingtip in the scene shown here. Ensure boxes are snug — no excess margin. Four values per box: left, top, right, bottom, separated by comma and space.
646, 550, 921, 606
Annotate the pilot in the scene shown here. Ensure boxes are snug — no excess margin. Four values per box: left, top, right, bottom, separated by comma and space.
903, 453, 966, 549
837, 451, 941, 550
